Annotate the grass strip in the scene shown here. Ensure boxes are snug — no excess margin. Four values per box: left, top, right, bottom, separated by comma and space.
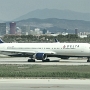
0, 64, 90, 78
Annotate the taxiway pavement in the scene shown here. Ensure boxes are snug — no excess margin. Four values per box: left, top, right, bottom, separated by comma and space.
0, 79, 90, 90
0, 56, 90, 90
0, 57, 90, 65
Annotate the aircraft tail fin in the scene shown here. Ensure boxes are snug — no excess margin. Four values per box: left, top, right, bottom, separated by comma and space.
0, 39, 4, 43
55, 39, 60, 43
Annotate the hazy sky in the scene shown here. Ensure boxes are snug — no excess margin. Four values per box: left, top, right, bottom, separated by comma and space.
0, 0, 90, 21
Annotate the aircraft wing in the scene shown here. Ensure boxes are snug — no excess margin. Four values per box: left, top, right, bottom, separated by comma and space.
0, 50, 56, 55
36, 51, 56, 54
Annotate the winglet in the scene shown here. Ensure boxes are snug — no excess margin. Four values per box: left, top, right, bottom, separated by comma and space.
0, 39, 4, 43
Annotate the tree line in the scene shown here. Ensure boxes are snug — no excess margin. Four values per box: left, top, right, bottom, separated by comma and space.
2, 34, 90, 43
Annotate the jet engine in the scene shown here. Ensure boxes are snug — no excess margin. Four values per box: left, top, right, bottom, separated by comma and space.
35, 53, 47, 60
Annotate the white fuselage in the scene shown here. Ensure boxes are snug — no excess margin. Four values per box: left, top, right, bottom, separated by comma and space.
0, 43, 90, 57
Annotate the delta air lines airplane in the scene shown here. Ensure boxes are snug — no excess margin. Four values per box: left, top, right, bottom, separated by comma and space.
0, 39, 90, 62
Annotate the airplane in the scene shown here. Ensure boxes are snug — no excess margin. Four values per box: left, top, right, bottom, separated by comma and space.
0, 39, 90, 62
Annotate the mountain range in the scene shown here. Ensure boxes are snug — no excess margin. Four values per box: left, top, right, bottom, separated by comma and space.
5, 9, 90, 33
16, 18, 90, 33
14, 8, 90, 21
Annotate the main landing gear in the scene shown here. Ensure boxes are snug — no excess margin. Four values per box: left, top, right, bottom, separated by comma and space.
28, 58, 50, 62
42, 59, 50, 62
28, 58, 35, 62
87, 57, 90, 62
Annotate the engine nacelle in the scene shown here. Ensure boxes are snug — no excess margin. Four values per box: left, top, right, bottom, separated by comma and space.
35, 53, 47, 60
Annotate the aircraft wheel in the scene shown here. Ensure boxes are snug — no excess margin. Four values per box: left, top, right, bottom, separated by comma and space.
87, 57, 90, 62
46, 59, 50, 62
28, 59, 35, 62
42, 59, 50, 62
87, 60, 90, 62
